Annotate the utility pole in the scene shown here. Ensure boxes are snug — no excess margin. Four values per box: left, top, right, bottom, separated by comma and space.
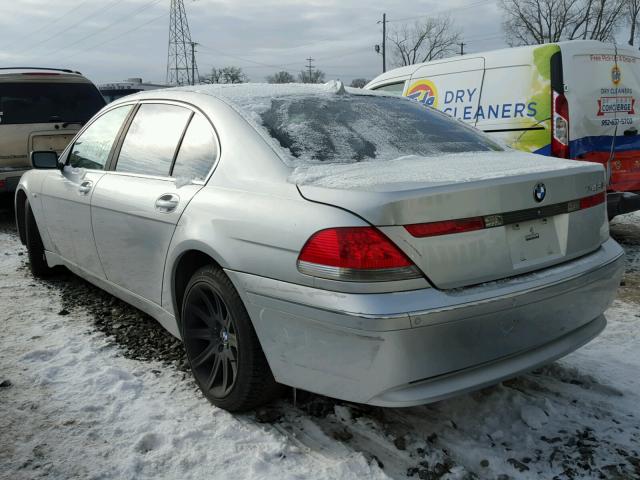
458, 42, 466, 55
306, 57, 314, 83
166, 0, 199, 86
190, 41, 198, 85
376, 13, 387, 73
382, 13, 386, 73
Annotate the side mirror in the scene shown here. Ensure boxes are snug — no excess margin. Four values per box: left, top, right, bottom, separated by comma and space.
31, 151, 60, 169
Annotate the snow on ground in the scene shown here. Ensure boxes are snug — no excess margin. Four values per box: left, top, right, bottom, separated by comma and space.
1, 203, 639, 480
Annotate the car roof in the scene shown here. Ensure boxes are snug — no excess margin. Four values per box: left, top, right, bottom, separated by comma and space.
114, 81, 390, 104
0, 67, 91, 83
110, 80, 382, 118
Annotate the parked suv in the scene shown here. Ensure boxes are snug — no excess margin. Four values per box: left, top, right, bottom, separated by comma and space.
0, 67, 105, 193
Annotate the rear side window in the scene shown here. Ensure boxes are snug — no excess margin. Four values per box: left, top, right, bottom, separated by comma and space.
116, 104, 191, 176
260, 95, 502, 164
372, 82, 405, 96
171, 113, 218, 181
0, 82, 105, 125
68, 105, 132, 170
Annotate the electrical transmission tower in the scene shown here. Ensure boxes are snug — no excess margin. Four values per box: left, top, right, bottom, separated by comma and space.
166, 0, 199, 86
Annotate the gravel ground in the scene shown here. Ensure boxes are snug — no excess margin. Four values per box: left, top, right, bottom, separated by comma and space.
2, 196, 640, 480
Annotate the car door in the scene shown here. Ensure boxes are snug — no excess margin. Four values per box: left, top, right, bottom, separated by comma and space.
91, 102, 219, 305
40, 104, 133, 276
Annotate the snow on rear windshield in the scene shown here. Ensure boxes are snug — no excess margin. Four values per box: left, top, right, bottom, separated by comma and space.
259, 95, 502, 164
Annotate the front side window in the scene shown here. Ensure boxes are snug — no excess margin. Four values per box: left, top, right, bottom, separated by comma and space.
0, 82, 105, 125
373, 82, 406, 96
171, 113, 218, 181
68, 105, 132, 170
116, 103, 191, 177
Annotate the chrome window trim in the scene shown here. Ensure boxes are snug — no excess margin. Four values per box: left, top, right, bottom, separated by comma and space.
113, 99, 221, 185
60, 101, 137, 170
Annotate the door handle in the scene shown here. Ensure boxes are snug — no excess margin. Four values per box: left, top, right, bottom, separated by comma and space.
624, 127, 638, 137
78, 180, 92, 195
155, 193, 179, 213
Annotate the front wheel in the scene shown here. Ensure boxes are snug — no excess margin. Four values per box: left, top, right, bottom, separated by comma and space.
24, 200, 53, 278
181, 265, 280, 411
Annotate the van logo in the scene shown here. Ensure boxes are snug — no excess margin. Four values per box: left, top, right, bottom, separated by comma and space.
611, 65, 621, 86
405, 80, 438, 108
533, 183, 546, 202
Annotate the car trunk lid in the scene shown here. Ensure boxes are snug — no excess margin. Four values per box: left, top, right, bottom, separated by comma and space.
296, 152, 608, 289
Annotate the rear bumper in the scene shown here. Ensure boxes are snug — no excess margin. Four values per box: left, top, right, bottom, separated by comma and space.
227, 239, 624, 406
607, 191, 640, 219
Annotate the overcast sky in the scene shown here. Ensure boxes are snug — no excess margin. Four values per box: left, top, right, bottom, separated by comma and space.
0, 0, 632, 86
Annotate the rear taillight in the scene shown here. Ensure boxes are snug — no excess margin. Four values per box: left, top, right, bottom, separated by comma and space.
552, 91, 570, 158
579, 191, 606, 210
297, 227, 421, 282
405, 217, 485, 238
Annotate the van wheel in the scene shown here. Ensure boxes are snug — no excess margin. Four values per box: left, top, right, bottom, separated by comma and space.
24, 200, 53, 278
181, 265, 280, 412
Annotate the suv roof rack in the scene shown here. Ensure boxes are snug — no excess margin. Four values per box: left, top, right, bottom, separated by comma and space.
0, 67, 82, 75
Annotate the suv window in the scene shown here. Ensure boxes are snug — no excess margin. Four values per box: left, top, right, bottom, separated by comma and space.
171, 113, 217, 181
0, 82, 105, 125
116, 103, 191, 176
68, 105, 132, 170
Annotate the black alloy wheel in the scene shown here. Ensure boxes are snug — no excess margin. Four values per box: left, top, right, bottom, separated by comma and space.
183, 281, 239, 398
181, 266, 280, 411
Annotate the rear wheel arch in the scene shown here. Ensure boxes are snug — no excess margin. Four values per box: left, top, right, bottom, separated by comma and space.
15, 189, 27, 245
172, 249, 224, 328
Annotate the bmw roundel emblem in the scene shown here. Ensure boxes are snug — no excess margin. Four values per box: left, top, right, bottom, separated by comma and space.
533, 183, 546, 203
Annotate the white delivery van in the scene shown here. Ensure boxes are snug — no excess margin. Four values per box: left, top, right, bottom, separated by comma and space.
0, 67, 105, 193
365, 41, 640, 218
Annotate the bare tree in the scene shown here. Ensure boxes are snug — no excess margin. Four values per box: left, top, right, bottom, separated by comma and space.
298, 69, 325, 83
388, 16, 461, 66
199, 66, 247, 84
629, 0, 640, 46
500, 0, 626, 46
266, 71, 296, 83
350, 78, 370, 88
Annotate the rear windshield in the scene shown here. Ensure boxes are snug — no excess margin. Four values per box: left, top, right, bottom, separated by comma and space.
0, 82, 105, 125
260, 95, 502, 164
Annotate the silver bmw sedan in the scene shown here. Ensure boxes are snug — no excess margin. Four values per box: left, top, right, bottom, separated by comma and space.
15, 82, 624, 412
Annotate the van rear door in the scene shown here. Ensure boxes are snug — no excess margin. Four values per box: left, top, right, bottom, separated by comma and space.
561, 42, 640, 192
610, 47, 640, 193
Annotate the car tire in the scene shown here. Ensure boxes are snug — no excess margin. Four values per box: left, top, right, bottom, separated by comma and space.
24, 199, 53, 278
181, 265, 281, 412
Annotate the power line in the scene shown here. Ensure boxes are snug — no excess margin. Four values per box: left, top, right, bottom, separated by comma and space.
36, 0, 164, 61
386, 0, 495, 23
58, 11, 168, 64
16, 0, 129, 56
198, 44, 298, 69
2, 0, 94, 51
